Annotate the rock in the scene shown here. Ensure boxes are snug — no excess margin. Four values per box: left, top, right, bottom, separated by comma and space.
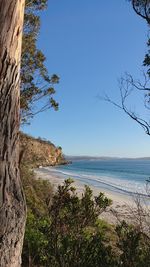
20, 132, 68, 167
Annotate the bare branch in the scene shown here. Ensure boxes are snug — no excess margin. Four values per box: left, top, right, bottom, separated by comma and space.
101, 73, 150, 135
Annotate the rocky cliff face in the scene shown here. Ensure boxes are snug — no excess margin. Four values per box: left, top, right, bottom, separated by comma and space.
20, 132, 67, 167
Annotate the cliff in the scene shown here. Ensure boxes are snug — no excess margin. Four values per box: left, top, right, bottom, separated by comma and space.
20, 132, 68, 167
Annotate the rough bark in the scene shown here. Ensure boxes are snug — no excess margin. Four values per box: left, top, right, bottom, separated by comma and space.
0, 1, 26, 267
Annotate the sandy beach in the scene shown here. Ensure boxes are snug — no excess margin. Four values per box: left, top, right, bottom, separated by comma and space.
34, 167, 150, 225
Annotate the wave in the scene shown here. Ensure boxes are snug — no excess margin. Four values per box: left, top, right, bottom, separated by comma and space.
44, 167, 148, 196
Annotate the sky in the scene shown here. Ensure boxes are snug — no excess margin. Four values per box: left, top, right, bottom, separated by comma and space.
23, 0, 150, 158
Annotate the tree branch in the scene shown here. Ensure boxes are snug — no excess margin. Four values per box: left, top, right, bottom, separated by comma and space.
132, 0, 150, 24
101, 74, 150, 136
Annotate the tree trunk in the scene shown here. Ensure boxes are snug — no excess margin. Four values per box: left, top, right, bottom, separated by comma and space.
0, 1, 26, 267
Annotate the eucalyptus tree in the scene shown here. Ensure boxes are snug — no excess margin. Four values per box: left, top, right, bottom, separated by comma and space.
0, 1, 26, 266
21, 0, 59, 123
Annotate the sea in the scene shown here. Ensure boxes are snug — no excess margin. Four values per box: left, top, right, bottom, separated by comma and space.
41, 159, 150, 196
44, 158, 150, 197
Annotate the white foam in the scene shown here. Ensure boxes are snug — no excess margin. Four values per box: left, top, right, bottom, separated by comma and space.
43, 167, 147, 195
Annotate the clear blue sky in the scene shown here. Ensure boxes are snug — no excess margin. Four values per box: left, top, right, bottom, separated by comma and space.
23, 0, 150, 158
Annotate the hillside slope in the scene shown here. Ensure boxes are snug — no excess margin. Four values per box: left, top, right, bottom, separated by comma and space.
20, 132, 68, 167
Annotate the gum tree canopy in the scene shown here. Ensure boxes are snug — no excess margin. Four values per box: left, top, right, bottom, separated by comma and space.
0, 1, 26, 266
130, 0, 150, 23
21, 0, 59, 123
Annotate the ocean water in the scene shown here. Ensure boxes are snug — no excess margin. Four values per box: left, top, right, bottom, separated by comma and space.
45, 159, 150, 196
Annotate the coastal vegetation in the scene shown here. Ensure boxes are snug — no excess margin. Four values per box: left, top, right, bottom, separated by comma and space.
20, 136, 150, 266
21, 161, 150, 267
0, 0, 150, 266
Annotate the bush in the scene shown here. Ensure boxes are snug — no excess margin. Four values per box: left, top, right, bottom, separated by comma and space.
21, 169, 150, 267
22, 178, 117, 266
116, 221, 150, 267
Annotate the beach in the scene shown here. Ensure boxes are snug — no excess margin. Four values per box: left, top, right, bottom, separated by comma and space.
34, 167, 150, 225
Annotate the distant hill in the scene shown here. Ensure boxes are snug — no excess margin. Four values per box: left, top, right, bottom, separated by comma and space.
65, 155, 150, 161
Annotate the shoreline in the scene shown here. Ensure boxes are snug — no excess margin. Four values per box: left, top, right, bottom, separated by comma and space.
34, 167, 150, 225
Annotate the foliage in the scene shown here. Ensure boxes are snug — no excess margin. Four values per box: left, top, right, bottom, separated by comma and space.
47, 179, 115, 267
21, 0, 59, 123
130, 1, 150, 79
129, 0, 150, 24
20, 163, 53, 216
21, 164, 52, 266
22, 212, 50, 266
21, 167, 150, 267
22, 175, 117, 266
20, 2, 150, 265
116, 221, 150, 267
